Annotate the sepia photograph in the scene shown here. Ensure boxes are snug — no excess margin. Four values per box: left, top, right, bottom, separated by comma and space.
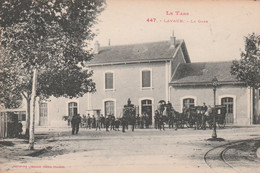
0, 0, 260, 172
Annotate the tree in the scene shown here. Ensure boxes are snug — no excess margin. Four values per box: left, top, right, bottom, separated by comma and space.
0, 66, 23, 109
231, 33, 260, 123
0, 0, 106, 149
231, 33, 260, 89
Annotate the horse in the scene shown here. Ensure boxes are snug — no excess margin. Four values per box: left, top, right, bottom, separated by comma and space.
171, 109, 184, 129
155, 104, 179, 130
182, 106, 197, 129
183, 106, 205, 130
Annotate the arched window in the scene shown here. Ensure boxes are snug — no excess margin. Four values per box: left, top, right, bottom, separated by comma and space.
104, 101, 115, 116
141, 99, 153, 125
183, 98, 195, 108
68, 102, 78, 117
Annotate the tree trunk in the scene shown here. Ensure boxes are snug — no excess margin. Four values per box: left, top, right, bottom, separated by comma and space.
25, 98, 31, 138
29, 69, 37, 150
253, 88, 259, 124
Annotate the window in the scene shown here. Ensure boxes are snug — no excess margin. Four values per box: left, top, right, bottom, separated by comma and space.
183, 98, 195, 108
68, 102, 78, 116
221, 97, 233, 114
141, 100, 152, 105
105, 72, 114, 90
105, 101, 114, 116
39, 103, 48, 117
142, 70, 151, 88
141, 99, 153, 125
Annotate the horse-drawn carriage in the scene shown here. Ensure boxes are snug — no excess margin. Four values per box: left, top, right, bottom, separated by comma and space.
155, 100, 227, 130
181, 105, 226, 129
208, 105, 226, 128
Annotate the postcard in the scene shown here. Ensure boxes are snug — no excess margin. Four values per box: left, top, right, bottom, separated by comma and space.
1, 0, 260, 173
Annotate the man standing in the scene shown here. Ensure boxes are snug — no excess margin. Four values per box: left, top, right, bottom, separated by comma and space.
115, 118, 120, 131
130, 114, 136, 132
201, 103, 208, 130
96, 113, 101, 131
87, 114, 91, 129
71, 114, 81, 135
105, 115, 110, 132
110, 114, 115, 131
92, 115, 96, 129
121, 115, 126, 133
100, 114, 105, 128
154, 110, 159, 129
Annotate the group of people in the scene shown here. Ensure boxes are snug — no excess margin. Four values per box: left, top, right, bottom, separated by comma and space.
69, 112, 154, 134
154, 101, 177, 130
69, 101, 214, 135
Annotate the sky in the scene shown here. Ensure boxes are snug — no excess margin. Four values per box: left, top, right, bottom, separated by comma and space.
93, 0, 260, 63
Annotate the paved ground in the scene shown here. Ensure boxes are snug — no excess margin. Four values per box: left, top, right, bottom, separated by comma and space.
0, 125, 260, 173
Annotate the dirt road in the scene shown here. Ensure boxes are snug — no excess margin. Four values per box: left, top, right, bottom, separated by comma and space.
1, 126, 260, 173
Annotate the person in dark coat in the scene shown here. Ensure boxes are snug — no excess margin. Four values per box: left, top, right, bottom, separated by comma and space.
105, 115, 110, 132
92, 115, 96, 128
130, 114, 136, 132
87, 114, 91, 129
167, 101, 173, 110
136, 114, 140, 128
100, 114, 105, 128
71, 114, 81, 135
121, 115, 127, 133
154, 110, 159, 129
115, 118, 120, 131
110, 114, 115, 131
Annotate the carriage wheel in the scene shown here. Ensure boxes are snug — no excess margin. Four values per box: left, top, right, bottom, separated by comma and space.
217, 119, 226, 128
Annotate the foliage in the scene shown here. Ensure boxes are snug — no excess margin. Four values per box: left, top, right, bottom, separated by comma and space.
0, 0, 106, 104
0, 67, 23, 109
231, 33, 260, 89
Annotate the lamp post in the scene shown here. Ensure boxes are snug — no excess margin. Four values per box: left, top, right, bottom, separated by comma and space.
212, 76, 218, 139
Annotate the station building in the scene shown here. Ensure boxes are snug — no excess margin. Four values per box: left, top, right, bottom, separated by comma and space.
21, 34, 260, 127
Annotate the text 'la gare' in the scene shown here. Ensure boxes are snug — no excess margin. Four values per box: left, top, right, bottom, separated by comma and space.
166, 11, 189, 16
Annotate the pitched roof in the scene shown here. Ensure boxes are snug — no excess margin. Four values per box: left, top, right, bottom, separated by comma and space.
170, 61, 243, 86
87, 40, 189, 66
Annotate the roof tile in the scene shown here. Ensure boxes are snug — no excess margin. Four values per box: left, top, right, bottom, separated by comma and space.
88, 40, 182, 65
171, 61, 239, 84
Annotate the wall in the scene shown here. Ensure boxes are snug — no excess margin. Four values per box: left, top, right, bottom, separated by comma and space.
170, 84, 250, 125
35, 95, 89, 127
89, 61, 168, 119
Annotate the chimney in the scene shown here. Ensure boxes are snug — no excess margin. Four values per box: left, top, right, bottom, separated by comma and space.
108, 39, 110, 46
94, 41, 100, 54
170, 30, 176, 48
